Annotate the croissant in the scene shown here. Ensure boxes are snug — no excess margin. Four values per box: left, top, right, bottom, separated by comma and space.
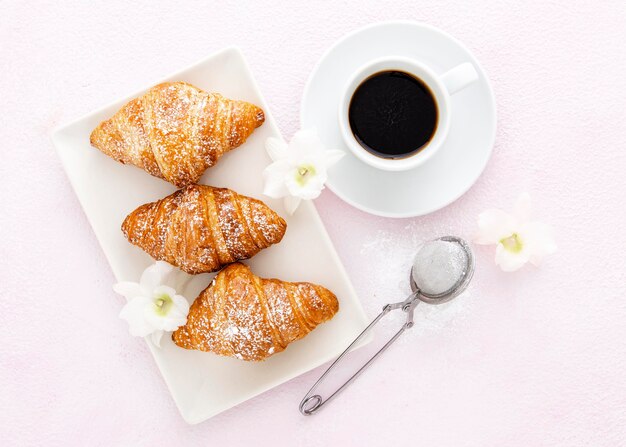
172, 263, 339, 361
122, 184, 286, 274
90, 82, 265, 187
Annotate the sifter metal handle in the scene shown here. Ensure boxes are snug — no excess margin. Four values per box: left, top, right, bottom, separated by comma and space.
299, 290, 420, 415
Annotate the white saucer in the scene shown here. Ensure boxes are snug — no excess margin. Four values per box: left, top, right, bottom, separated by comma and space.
301, 21, 496, 218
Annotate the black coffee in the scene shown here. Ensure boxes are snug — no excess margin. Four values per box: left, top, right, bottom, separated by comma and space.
348, 70, 438, 159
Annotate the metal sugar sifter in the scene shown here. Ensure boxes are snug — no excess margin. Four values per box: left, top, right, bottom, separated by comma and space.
299, 236, 475, 415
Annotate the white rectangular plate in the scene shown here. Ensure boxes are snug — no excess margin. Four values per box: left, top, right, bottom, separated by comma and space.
52, 47, 369, 424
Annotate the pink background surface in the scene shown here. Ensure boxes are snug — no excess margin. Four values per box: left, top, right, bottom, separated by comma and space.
3, 1, 626, 445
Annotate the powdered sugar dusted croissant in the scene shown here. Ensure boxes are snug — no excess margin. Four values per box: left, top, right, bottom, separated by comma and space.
172, 263, 339, 361
122, 185, 286, 274
90, 82, 265, 187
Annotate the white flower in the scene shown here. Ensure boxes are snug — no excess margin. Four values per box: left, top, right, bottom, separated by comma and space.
262, 128, 344, 214
113, 261, 190, 347
475, 193, 557, 272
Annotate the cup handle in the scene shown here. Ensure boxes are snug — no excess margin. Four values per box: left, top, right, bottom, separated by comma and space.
440, 62, 479, 95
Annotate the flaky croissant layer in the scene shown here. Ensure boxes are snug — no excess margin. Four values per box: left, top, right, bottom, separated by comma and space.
122, 185, 287, 274
90, 82, 265, 187
173, 263, 339, 361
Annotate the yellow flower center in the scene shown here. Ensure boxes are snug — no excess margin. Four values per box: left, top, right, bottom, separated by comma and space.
295, 164, 316, 186
500, 233, 523, 253
153, 293, 173, 316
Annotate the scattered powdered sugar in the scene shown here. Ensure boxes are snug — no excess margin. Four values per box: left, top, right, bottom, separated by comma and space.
225, 326, 239, 337
411, 240, 467, 296
358, 225, 475, 341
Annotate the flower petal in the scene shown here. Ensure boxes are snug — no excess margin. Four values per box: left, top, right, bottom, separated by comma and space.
119, 297, 154, 336
514, 192, 532, 222
323, 149, 345, 168
289, 128, 320, 148
152, 285, 176, 299
495, 243, 531, 272
143, 289, 188, 331
159, 316, 188, 332
139, 261, 173, 294
169, 270, 191, 294
161, 294, 190, 324
265, 137, 289, 161
171, 294, 190, 315
284, 166, 326, 200
113, 281, 143, 300
262, 160, 291, 198
149, 330, 164, 348
519, 221, 557, 266
146, 311, 187, 331
284, 196, 302, 215
288, 128, 325, 161
475, 209, 517, 244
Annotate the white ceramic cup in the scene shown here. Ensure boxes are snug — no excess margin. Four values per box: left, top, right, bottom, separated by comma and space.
338, 57, 479, 171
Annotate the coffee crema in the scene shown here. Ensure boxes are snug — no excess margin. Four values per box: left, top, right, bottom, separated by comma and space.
348, 70, 438, 159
